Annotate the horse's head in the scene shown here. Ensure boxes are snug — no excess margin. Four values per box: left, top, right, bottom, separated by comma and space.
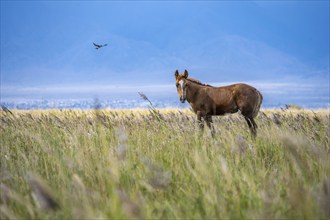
174, 69, 189, 103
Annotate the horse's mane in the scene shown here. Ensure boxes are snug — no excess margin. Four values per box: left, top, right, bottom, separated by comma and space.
187, 78, 213, 87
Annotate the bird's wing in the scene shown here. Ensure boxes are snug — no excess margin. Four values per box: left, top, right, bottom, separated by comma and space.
93, 42, 101, 47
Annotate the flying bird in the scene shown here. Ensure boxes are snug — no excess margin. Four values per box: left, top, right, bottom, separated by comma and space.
93, 42, 108, 49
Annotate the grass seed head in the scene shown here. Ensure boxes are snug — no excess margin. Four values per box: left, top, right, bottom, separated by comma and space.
148, 170, 172, 190
115, 127, 128, 143
117, 189, 141, 218
218, 156, 229, 175
141, 157, 172, 189
27, 173, 59, 211
317, 178, 330, 218
232, 135, 248, 155
0, 183, 11, 204
72, 174, 86, 193
116, 144, 127, 160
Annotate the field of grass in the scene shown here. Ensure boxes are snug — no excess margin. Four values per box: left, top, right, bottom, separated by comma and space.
0, 108, 329, 219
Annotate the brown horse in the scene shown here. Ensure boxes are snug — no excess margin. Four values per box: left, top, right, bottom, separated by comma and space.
175, 70, 263, 137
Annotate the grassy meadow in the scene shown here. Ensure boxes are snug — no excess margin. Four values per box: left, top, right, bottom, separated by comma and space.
0, 108, 329, 219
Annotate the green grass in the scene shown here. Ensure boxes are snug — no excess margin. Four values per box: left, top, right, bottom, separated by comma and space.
0, 108, 329, 219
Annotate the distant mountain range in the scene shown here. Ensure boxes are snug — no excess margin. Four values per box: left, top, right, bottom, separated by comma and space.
2, 34, 328, 87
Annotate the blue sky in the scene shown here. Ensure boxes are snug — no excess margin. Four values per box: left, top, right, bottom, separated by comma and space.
1, 1, 329, 107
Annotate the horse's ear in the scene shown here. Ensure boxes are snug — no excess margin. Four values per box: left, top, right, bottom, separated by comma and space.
175, 70, 179, 78
184, 69, 188, 78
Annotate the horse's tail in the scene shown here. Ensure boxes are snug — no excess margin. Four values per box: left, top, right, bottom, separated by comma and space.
252, 90, 263, 118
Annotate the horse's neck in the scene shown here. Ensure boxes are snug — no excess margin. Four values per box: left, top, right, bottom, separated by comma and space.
186, 82, 203, 103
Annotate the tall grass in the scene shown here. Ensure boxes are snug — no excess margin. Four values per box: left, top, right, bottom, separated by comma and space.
0, 108, 329, 219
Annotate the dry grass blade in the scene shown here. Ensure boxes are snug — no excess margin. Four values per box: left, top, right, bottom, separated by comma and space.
148, 170, 172, 189
114, 127, 128, 160
1, 105, 14, 116
281, 136, 303, 159
141, 157, 172, 189
138, 92, 163, 122
272, 113, 281, 126
235, 135, 248, 154
0, 205, 17, 219
0, 183, 35, 218
117, 189, 141, 218
27, 173, 59, 211
116, 144, 127, 160
138, 92, 152, 106
317, 178, 330, 218
115, 127, 128, 142
72, 174, 86, 193
0, 183, 11, 204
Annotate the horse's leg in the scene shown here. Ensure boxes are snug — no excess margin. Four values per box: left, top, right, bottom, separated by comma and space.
250, 118, 258, 129
250, 118, 258, 135
197, 111, 204, 130
244, 116, 256, 138
205, 115, 215, 137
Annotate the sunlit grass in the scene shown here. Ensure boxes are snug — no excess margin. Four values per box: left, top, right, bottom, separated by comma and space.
0, 108, 329, 219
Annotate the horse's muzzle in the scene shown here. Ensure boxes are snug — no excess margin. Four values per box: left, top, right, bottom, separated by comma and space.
180, 97, 186, 103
